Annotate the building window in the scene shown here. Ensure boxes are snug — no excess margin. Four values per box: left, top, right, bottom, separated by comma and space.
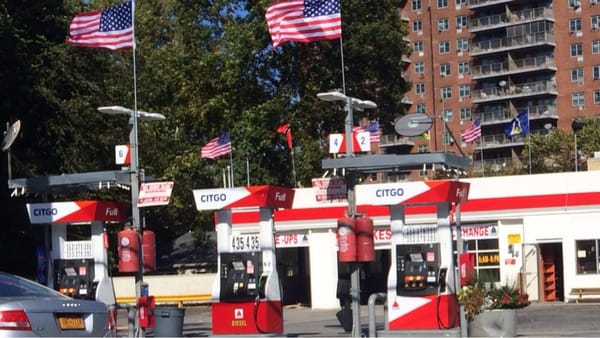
572, 68, 584, 82
571, 43, 583, 57
442, 109, 453, 122
438, 0, 448, 8
457, 38, 469, 52
592, 15, 600, 29
456, 0, 468, 5
457, 224, 500, 283
413, 20, 423, 33
593, 40, 600, 54
576, 240, 600, 274
460, 107, 472, 120
438, 18, 449, 32
570, 19, 582, 33
440, 64, 451, 77
594, 65, 600, 79
413, 41, 424, 53
439, 41, 450, 54
459, 84, 470, 98
412, 0, 422, 11
416, 103, 426, 113
415, 83, 425, 95
572, 92, 585, 107
456, 15, 468, 29
594, 90, 600, 104
415, 62, 425, 74
458, 61, 470, 75
418, 144, 428, 153
441, 87, 452, 99
569, 0, 581, 8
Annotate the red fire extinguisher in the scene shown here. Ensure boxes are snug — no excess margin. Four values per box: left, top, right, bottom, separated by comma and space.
138, 295, 155, 328
142, 230, 156, 272
356, 215, 375, 262
337, 216, 356, 262
118, 228, 139, 273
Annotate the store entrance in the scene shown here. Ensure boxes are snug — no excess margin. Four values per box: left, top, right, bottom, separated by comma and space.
277, 247, 311, 306
539, 242, 564, 302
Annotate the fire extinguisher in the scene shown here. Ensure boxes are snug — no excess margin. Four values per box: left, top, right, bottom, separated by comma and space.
142, 230, 156, 272
118, 228, 139, 273
337, 216, 356, 262
356, 215, 375, 262
138, 295, 155, 328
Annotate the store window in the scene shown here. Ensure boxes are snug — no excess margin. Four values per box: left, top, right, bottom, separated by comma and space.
576, 240, 600, 274
454, 224, 500, 283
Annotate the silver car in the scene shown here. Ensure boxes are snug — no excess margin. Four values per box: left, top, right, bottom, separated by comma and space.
0, 272, 115, 337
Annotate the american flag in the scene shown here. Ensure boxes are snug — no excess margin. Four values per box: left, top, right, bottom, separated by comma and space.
354, 121, 380, 143
461, 119, 481, 143
201, 132, 232, 159
266, 0, 341, 48
67, 0, 135, 50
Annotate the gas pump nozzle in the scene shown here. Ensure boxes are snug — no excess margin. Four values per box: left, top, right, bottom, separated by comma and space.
258, 273, 269, 299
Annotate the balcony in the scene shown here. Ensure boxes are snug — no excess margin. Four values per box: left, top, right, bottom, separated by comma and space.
469, 0, 516, 9
379, 134, 414, 148
478, 104, 558, 125
470, 7, 554, 33
471, 31, 555, 56
471, 55, 556, 79
471, 80, 557, 103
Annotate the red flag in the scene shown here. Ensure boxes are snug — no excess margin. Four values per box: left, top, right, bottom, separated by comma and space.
277, 123, 293, 150
67, 0, 135, 50
266, 0, 342, 48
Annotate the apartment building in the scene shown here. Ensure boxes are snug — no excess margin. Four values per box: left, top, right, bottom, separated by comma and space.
388, 0, 600, 174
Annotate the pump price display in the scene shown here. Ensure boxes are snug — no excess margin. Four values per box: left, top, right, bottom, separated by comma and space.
231, 235, 260, 252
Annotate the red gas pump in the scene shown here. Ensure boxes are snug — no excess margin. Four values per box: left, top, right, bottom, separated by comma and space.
142, 230, 156, 272
118, 228, 139, 273
459, 252, 476, 287
337, 216, 356, 262
138, 295, 155, 329
356, 215, 375, 262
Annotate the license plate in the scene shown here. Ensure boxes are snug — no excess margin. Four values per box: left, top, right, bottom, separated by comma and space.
58, 316, 85, 330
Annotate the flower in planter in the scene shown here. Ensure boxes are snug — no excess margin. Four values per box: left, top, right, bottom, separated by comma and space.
457, 282, 530, 321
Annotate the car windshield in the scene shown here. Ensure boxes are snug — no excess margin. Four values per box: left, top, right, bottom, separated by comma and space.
0, 272, 65, 298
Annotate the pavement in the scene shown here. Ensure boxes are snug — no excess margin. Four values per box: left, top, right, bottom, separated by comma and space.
117, 301, 600, 337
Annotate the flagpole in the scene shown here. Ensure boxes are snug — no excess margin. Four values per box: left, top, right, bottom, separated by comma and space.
527, 108, 531, 175
480, 135, 484, 177
229, 150, 234, 187
291, 149, 297, 187
338, 38, 347, 94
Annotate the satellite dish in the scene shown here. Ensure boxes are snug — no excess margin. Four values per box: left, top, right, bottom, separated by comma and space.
2, 120, 21, 151
499, 80, 507, 87
394, 113, 433, 137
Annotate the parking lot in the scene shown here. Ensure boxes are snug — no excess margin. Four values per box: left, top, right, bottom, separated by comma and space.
117, 301, 600, 337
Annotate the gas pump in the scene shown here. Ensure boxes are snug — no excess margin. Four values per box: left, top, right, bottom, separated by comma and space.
26, 201, 127, 306
192, 185, 294, 335
356, 180, 469, 332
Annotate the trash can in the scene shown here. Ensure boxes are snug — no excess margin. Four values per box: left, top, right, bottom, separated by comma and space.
153, 307, 185, 337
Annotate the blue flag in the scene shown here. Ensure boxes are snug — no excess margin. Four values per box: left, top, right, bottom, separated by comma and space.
505, 108, 530, 138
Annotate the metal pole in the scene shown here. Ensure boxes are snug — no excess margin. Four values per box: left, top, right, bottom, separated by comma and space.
574, 133, 578, 172
128, 115, 144, 337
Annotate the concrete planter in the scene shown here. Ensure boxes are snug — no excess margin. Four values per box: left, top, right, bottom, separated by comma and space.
468, 309, 517, 337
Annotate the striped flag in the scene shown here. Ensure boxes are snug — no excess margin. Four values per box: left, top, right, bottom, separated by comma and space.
67, 0, 135, 50
461, 119, 481, 143
266, 0, 342, 48
354, 121, 380, 143
201, 132, 232, 159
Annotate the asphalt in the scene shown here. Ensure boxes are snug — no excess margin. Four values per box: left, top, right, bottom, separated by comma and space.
117, 301, 600, 337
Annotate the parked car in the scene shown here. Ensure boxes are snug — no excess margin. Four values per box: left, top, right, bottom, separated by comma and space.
0, 272, 115, 337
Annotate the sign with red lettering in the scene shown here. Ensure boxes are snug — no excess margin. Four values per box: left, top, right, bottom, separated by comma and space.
275, 233, 308, 248
455, 224, 498, 240
138, 182, 174, 207
311, 177, 347, 203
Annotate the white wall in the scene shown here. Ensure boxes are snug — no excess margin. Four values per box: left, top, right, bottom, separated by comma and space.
308, 229, 339, 309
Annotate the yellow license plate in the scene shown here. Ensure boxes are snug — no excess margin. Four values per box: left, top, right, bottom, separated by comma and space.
58, 316, 85, 330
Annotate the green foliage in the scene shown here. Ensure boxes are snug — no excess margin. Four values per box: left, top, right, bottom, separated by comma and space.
0, 0, 411, 273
